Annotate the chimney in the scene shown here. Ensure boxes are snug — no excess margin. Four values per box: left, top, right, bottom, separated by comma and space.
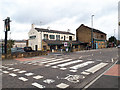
31, 24, 34, 29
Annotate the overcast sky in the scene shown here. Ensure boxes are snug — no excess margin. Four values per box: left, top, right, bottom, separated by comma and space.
0, 0, 119, 40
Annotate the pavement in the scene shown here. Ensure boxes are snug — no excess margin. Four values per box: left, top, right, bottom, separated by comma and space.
0, 48, 119, 89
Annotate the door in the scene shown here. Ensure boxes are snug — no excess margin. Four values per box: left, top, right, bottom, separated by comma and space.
35, 45, 38, 51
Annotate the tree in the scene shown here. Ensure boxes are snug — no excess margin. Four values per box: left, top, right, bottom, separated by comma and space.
108, 36, 117, 46
7, 39, 14, 53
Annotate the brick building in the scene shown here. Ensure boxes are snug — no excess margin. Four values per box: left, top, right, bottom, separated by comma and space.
76, 24, 107, 49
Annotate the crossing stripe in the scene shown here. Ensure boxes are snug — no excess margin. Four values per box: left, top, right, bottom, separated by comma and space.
18, 77, 28, 81
70, 61, 94, 70
41, 58, 63, 64
32, 82, 45, 88
47, 59, 72, 66
85, 62, 108, 73
57, 60, 83, 67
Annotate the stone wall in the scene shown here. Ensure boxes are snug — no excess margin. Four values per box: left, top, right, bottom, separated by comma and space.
2, 51, 47, 60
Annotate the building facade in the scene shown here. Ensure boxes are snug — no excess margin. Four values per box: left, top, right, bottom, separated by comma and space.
13, 40, 28, 48
28, 24, 85, 51
76, 24, 107, 49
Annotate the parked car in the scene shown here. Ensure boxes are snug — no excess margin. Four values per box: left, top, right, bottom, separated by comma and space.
24, 47, 34, 52
11, 47, 25, 53
117, 45, 120, 48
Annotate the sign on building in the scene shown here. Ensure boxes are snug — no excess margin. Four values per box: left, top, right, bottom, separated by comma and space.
64, 42, 68, 47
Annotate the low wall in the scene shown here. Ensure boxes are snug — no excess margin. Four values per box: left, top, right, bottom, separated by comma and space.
2, 51, 48, 60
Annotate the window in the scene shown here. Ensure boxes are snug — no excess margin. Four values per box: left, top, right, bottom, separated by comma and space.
29, 35, 36, 39
69, 36, 72, 41
64, 36, 65, 40
49, 35, 55, 39
56, 35, 60, 40
101, 35, 104, 38
44, 34, 48, 40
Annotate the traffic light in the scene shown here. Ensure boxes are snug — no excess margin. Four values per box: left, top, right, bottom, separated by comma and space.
5, 17, 10, 31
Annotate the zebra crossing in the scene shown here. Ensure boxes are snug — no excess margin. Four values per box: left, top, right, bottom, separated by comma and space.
2, 56, 110, 88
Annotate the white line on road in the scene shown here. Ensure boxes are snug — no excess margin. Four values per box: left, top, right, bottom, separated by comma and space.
70, 61, 94, 70
25, 73, 34, 76
56, 83, 69, 89
85, 62, 108, 73
18, 70, 27, 73
33, 75, 43, 79
32, 82, 45, 88
2, 71, 9, 74
41, 58, 63, 64
57, 60, 83, 67
18, 77, 28, 81
9, 73, 17, 77
47, 59, 73, 66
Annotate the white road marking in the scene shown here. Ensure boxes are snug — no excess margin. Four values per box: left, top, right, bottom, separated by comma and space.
57, 60, 83, 67
18, 70, 27, 73
47, 59, 73, 66
2, 71, 9, 74
69, 70, 77, 72
9, 73, 17, 77
41, 58, 63, 64
18, 77, 28, 81
70, 61, 94, 70
13, 69, 20, 72
32, 82, 45, 88
52, 66, 58, 68
56, 83, 69, 89
25, 73, 34, 76
43, 79, 55, 84
81, 71, 90, 75
7, 68, 14, 70
33, 75, 43, 79
85, 62, 108, 73
59, 68, 67, 70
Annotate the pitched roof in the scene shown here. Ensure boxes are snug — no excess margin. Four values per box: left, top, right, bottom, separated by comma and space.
35, 28, 75, 35
77, 24, 106, 35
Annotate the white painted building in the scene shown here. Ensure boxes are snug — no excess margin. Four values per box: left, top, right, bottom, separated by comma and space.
28, 24, 76, 51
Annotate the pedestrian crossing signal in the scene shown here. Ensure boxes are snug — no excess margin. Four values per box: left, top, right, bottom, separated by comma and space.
5, 17, 10, 31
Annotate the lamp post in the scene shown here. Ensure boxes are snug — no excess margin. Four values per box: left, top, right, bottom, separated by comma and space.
91, 15, 94, 49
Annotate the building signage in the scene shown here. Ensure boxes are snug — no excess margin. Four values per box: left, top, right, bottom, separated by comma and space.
64, 42, 68, 47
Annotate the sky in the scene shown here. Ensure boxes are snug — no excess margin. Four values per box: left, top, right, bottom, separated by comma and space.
0, 0, 119, 40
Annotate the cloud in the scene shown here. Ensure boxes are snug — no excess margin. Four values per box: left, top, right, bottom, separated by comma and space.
0, 0, 119, 40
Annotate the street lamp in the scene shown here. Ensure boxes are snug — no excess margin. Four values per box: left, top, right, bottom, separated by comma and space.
91, 15, 94, 49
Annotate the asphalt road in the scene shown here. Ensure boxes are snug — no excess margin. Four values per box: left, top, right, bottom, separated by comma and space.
1, 48, 119, 89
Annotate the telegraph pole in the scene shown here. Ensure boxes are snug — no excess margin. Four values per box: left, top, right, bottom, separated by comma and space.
3, 17, 11, 54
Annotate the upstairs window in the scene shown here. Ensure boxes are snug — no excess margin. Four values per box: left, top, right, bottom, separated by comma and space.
101, 35, 104, 38
49, 35, 55, 39
56, 35, 60, 40
44, 34, 48, 40
29, 35, 36, 39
